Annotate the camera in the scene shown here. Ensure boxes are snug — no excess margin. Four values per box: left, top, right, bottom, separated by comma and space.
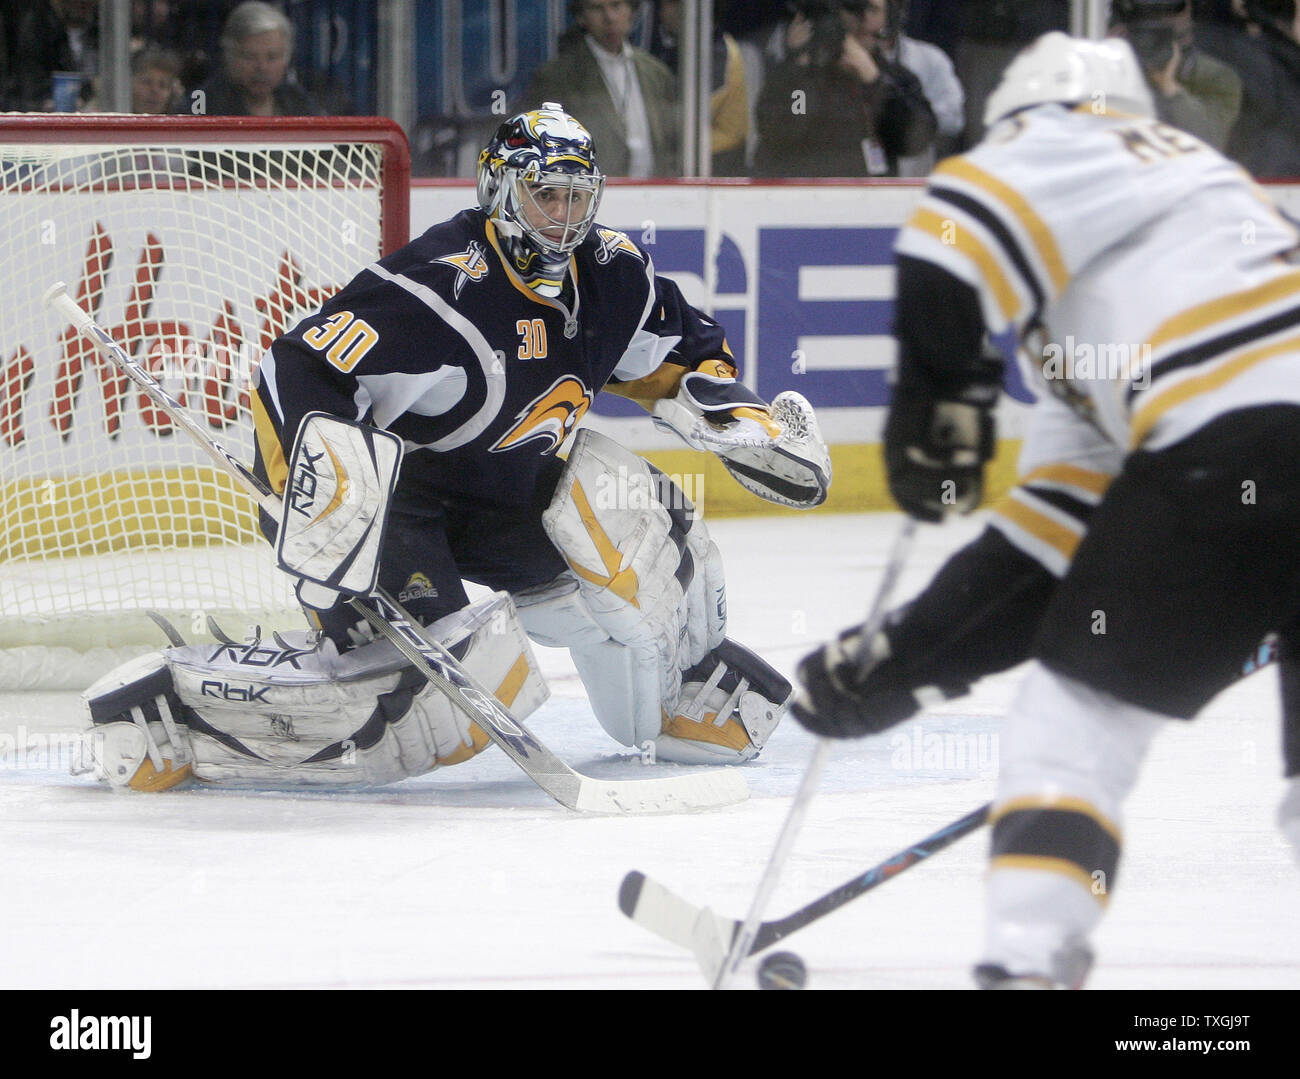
792, 0, 848, 68
1111, 0, 1190, 71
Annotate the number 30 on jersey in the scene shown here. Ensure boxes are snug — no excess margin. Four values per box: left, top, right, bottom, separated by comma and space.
302, 311, 379, 372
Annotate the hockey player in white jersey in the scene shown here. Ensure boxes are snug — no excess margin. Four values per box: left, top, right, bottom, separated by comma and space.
792, 32, 1300, 988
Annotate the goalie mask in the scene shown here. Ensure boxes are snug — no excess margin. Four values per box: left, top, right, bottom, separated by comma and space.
476, 103, 606, 297
983, 31, 1155, 128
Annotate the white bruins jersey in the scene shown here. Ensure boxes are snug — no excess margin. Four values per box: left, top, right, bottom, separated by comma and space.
897, 103, 1300, 453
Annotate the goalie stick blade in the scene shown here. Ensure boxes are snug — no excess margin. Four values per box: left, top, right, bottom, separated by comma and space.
570, 770, 749, 815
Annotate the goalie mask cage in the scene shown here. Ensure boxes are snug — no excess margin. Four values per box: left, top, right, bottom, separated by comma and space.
0, 115, 410, 688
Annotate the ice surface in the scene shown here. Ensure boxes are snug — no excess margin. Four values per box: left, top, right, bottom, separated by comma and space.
1, 511, 1295, 996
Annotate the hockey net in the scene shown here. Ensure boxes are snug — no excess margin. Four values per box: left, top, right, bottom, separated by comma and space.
0, 115, 410, 688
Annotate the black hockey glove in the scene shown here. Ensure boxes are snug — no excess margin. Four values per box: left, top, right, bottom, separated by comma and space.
883, 358, 1000, 524
790, 621, 925, 739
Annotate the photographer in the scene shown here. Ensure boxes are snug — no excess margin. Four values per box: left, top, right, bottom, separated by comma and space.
1109, 0, 1242, 149
751, 0, 936, 177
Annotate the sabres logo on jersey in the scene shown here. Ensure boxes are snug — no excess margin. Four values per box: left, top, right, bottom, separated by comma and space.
490, 375, 593, 454
593, 228, 642, 266
436, 241, 490, 297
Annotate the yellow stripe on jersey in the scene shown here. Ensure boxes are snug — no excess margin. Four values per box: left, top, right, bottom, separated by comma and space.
251, 392, 289, 495
1148, 270, 1300, 352
933, 157, 1069, 292
992, 491, 1085, 564
1131, 331, 1300, 447
909, 206, 1022, 323
1017, 463, 1114, 500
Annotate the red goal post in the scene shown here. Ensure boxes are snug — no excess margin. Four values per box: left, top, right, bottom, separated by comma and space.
0, 115, 410, 688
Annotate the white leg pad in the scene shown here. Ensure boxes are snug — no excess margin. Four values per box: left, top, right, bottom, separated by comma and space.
517, 572, 789, 763
81, 592, 548, 790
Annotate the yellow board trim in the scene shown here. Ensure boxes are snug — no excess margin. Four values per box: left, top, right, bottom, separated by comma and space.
637, 438, 1022, 519
0, 439, 1026, 564
0, 467, 260, 561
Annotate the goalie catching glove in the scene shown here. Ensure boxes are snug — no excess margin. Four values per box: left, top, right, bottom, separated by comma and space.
650, 359, 831, 509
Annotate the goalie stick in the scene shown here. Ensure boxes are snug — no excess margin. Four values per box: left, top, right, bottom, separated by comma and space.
619, 801, 991, 963
43, 282, 747, 815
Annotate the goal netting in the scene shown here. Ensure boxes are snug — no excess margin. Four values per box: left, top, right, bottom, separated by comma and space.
0, 115, 410, 688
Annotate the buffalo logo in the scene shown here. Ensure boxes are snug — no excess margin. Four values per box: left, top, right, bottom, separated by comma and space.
436, 242, 490, 297
490, 375, 592, 454
593, 228, 641, 265
398, 572, 439, 602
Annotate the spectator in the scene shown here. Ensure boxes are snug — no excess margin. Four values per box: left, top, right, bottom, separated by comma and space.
843, 0, 965, 174
750, 0, 936, 178
1109, 0, 1242, 150
186, 1, 321, 117
130, 45, 182, 114
1202, 0, 1300, 177
651, 0, 749, 175
952, 0, 1069, 147
524, 0, 680, 177
9, 0, 100, 112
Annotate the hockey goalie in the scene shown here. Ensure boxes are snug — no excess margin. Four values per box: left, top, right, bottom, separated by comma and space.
81, 103, 830, 792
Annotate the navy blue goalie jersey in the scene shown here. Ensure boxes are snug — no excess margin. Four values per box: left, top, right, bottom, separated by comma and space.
253, 208, 732, 506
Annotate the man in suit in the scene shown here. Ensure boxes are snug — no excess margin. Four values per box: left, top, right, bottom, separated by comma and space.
524, 0, 680, 177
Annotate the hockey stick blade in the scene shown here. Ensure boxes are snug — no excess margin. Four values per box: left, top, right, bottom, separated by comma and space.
620, 803, 991, 960
44, 282, 747, 815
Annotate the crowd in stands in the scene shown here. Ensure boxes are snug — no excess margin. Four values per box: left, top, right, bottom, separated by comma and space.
1, 0, 1298, 181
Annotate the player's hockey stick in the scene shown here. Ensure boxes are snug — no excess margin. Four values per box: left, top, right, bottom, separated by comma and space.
43, 282, 747, 815
620, 801, 990, 961
711, 518, 919, 988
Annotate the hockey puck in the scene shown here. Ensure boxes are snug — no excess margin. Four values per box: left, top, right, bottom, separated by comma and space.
756, 951, 807, 990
